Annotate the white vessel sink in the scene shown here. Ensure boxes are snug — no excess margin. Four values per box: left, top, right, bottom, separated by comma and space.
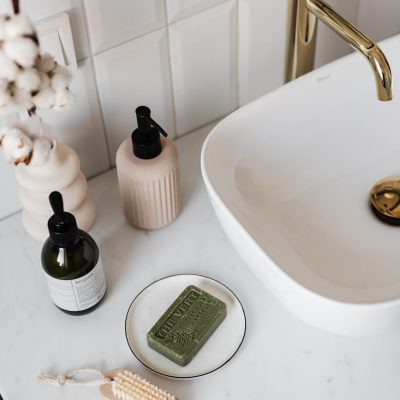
201, 35, 400, 336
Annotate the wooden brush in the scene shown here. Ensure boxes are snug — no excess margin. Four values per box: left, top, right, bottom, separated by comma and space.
100, 369, 177, 400
37, 367, 177, 400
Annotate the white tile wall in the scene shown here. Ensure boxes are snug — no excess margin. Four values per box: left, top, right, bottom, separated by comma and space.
1, 0, 400, 219
356, 0, 400, 42
38, 59, 110, 177
169, 1, 237, 135
166, 0, 226, 22
83, 0, 166, 54
238, 0, 288, 105
94, 28, 175, 162
314, 0, 360, 68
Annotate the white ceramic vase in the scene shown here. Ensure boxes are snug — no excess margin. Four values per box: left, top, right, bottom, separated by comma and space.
15, 140, 95, 241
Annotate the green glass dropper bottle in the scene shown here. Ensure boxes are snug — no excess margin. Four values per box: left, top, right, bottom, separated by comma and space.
41, 191, 106, 315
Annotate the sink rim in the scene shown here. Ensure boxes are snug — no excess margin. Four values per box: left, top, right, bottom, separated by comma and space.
202, 121, 400, 311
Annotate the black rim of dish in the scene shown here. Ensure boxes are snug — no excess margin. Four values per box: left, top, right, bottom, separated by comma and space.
124, 273, 247, 379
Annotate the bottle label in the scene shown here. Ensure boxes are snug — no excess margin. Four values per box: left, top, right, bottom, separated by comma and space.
44, 259, 106, 312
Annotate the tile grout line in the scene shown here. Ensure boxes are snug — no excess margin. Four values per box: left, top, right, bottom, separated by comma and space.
235, 0, 240, 110
180, 116, 222, 138
165, 0, 231, 25
163, 0, 179, 139
0, 209, 21, 222
88, 57, 114, 167
92, 25, 166, 58
79, 0, 114, 169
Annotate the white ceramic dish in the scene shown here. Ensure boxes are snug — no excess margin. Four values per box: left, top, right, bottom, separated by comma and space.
125, 274, 246, 379
201, 35, 400, 336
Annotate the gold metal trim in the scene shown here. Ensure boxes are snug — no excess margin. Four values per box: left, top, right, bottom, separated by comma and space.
285, 0, 317, 82
370, 178, 400, 225
285, 0, 393, 101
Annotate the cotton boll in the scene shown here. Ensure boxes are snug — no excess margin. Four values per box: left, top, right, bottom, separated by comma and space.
0, 51, 19, 81
0, 105, 16, 115
0, 102, 15, 115
4, 13, 35, 38
0, 124, 12, 143
0, 88, 14, 114
0, 79, 8, 91
15, 68, 41, 91
3, 36, 39, 68
53, 88, 74, 111
28, 137, 52, 166
20, 116, 41, 139
14, 86, 34, 111
22, 115, 51, 140
37, 71, 50, 90
0, 127, 6, 143
0, 83, 35, 114
0, 15, 8, 41
32, 86, 55, 109
36, 53, 56, 73
51, 64, 72, 91
1, 127, 33, 165
0, 86, 11, 105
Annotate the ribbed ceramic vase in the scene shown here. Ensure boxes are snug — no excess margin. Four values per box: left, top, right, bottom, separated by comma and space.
15, 140, 95, 241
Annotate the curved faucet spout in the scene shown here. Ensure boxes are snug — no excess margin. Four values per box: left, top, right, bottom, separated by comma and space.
286, 0, 393, 101
363, 46, 392, 101
306, 0, 392, 101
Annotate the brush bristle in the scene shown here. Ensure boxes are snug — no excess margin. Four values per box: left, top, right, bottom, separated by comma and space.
111, 370, 176, 400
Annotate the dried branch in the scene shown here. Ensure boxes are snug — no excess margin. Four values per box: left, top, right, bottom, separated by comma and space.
12, 0, 20, 14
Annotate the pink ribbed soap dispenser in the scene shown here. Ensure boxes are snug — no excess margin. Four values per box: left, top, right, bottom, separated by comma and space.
116, 106, 182, 229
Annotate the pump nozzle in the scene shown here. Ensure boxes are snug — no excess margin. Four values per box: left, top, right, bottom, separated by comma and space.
47, 191, 79, 246
135, 106, 168, 137
49, 191, 64, 219
132, 106, 168, 159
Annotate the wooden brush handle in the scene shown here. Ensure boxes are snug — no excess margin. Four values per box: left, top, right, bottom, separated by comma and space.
99, 369, 124, 400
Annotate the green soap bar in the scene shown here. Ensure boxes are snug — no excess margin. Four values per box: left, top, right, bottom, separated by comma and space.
147, 285, 227, 366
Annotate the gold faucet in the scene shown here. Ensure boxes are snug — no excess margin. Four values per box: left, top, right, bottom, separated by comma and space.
285, 0, 393, 101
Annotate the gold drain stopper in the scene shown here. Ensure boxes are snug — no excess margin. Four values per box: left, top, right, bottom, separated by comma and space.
370, 177, 400, 225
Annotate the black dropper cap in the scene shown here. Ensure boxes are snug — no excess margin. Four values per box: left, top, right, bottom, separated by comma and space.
48, 191, 79, 246
131, 106, 168, 160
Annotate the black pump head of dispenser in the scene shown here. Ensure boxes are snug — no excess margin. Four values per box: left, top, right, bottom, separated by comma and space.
48, 191, 79, 246
132, 106, 168, 160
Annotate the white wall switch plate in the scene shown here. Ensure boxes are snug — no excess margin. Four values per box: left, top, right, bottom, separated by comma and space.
34, 12, 77, 72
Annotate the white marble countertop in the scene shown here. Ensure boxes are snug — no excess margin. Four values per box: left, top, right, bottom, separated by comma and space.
1, 123, 400, 400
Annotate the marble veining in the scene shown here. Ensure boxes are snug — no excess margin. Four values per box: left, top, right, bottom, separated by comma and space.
1, 123, 400, 399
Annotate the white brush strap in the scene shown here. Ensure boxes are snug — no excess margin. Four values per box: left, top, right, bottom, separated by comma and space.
36, 367, 111, 387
